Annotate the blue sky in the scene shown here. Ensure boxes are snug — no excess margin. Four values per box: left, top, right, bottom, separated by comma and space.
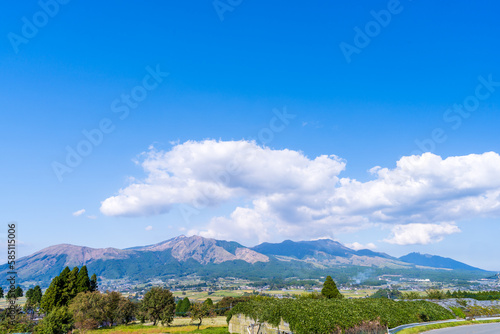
1, 0, 500, 270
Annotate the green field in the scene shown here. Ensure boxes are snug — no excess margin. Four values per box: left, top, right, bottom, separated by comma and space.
173, 290, 244, 302
172, 288, 378, 303
88, 317, 229, 334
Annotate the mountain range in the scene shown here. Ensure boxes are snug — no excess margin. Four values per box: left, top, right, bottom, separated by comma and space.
0, 235, 487, 286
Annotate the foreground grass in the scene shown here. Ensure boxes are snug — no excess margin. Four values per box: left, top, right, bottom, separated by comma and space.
87, 316, 228, 334
398, 319, 500, 333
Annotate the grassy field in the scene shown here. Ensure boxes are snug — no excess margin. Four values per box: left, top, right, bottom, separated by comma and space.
172, 288, 378, 302
0, 296, 26, 308
87, 317, 229, 334
398, 319, 500, 333
172, 290, 245, 302
340, 289, 377, 298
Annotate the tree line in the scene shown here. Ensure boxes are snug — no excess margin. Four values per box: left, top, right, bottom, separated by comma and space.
0, 266, 228, 333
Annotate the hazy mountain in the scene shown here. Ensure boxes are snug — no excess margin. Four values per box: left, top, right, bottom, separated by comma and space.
398, 252, 485, 271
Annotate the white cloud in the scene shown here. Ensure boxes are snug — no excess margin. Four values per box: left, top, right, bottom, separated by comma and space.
87, 215, 97, 220
345, 242, 377, 251
190, 207, 271, 244
100, 140, 345, 217
145, 225, 153, 231
99, 140, 500, 244
384, 223, 461, 245
73, 209, 86, 217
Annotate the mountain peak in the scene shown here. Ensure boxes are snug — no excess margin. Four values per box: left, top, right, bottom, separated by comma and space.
132, 234, 268, 264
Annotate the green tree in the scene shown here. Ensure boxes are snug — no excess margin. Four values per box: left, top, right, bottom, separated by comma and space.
24, 285, 43, 319
104, 291, 122, 325
90, 274, 98, 292
31, 286, 43, 304
41, 267, 97, 314
175, 299, 182, 315
0, 305, 35, 333
176, 297, 191, 316
59, 266, 71, 281
370, 288, 402, 299
6, 285, 24, 299
426, 289, 446, 300
401, 291, 421, 300
6, 287, 15, 299
15, 286, 23, 297
321, 276, 343, 299
0, 287, 3, 299
58, 266, 71, 305
189, 302, 215, 330
204, 298, 214, 307
214, 296, 250, 315
69, 291, 107, 332
135, 300, 148, 323
141, 287, 176, 326
65, 267, 79, 301
34, 306, 74, 334
77, 266, 91, 293
116, 297, 136, 324
41, 276, 65, 313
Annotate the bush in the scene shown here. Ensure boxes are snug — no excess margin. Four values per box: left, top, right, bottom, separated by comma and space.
450, 307, 466, 319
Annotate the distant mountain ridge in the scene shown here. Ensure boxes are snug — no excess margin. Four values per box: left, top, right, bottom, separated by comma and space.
252, 239, 395, 260
398, 252, 484, 271
252, 239, 410, 269
0, 235, 487, 286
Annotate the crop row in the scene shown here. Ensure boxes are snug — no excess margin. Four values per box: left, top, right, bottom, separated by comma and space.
227, 298, 454, 333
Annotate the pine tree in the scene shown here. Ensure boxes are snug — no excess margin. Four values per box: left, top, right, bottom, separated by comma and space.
41, 267, 84, 313
66, 267, 79, 300
177, 297, 191, 316
41, 276, 64, 313
59, 266, 71, 280
76, 265, 91, 293
176, 299, 183, 315
321, 276, 343, 299
90, 273, 98, 292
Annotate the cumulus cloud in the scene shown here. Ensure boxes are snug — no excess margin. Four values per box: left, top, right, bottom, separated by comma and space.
189, 207, 271, 243
145, 225, 153, 231
100, 140, 345, 217
99, 140, 500, 244
384, 223, 461, 245
73, 209, 86, 217
345, 242, 377, 251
